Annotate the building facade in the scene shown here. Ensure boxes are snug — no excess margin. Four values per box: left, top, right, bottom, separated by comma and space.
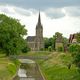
55, 33, 64, 51
69, 34, 77, 43
27, 12, 44, 51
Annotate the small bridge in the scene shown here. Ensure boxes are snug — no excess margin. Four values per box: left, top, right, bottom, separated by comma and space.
10, 55, 49, 60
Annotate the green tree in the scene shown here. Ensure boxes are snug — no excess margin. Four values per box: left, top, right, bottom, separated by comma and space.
69, 44, 80, 56
69, 44, 80, 73
0, 14, 27, 56
55, 32, 62, 38
44, 37, 55, 50
76, 32, 80, 43
48, 46, 52, 52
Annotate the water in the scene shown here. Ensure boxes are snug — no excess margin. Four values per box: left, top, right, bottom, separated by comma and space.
13, 59, 44, 80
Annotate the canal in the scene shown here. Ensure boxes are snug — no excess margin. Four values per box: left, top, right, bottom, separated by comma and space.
13, 59, 45, 80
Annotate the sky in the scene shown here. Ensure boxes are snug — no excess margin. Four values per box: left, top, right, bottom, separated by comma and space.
0, 0, 80, 38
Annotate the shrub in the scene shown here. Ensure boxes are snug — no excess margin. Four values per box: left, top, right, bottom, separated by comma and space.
57, 46, 64, 52
69, 44, 80, 73
69, 44, 80, 56
40, 48, 44, 51
7, 63, 16, 75
22, 46, 31, 53
48, 46, 52, 52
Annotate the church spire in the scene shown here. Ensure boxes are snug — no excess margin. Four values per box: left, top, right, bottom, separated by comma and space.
38, 12, 41, 25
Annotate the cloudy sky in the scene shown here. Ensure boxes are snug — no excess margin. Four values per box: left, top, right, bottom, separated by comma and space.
0, 0, 80, 38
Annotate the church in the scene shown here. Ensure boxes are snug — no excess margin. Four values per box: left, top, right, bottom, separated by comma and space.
27, 12, 44, 51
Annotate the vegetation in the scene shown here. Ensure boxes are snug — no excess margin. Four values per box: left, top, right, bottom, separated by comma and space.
23, 51, 80, 80
28, 51, 80, 80
44, 37, 55, 50
0, 14, 80, 80
0, 53, 20, 80
0, 14, 27, 56
76, 32, 80, 43
57, 46, 64, 52
44, 32, 68, 52
20, 51, 50, 57
69, 44, 80, 73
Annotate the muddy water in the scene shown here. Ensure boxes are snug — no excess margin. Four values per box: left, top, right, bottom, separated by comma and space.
13, 59, 44, 80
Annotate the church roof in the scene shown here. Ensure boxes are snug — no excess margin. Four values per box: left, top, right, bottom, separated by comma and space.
36, 12, 43, 29
27, 36, 35, 42
38, 12, 41, 25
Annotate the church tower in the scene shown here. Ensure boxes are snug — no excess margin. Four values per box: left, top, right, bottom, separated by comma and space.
35, 12, 44, 50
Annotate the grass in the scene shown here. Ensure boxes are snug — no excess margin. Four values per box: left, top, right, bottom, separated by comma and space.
39, 52, 80, 80
20, 51, 51, 57
0, 53, 20, 80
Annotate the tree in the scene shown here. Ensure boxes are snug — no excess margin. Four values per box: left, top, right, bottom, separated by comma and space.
44, 37, 55, 50
69, 44, 80, 56
48, 46, 52, 52
0, 14, 27, 56
76, 32, 80, 43
69, 44, 80, 73
55, 32, 62, 38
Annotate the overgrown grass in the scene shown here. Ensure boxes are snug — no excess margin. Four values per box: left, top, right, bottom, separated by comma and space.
39, 52, 80, 80
0, 53, 20, 80
20, 51, 51, 57
26, 51, 80, 80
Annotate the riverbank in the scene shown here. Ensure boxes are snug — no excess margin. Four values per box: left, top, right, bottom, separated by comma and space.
39, 52, 80, 80
0, 53, 20, 80
23, 51, 80, 80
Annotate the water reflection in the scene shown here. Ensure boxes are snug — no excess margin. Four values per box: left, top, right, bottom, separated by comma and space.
13, 61, 36, 80
13, 59, 44, 80
18, 68, 27, 78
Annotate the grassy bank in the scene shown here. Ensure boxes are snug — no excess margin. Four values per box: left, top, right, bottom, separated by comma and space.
0, 53, 20, 80
39, 52, 80, 80
20, 51, 51, 57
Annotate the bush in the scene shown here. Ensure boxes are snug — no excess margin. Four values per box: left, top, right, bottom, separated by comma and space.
22, 46, 31, 53
69, 44, 80, 56
7, 63, 16, 75
57, 46, 64, 52
69, 44, 79, 53
48, 46, 52, 52
69, 44, 80, 73
40, 48, 44, 51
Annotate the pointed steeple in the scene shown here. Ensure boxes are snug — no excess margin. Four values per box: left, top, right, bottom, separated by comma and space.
38, 12, 41, 25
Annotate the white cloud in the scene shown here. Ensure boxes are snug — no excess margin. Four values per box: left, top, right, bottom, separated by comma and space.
64, 6, 80, 17
0, 5, 80, 38
45, 8, 65, 19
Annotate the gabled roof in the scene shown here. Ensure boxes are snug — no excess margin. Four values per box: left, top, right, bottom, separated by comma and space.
27, 36, 35, 42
